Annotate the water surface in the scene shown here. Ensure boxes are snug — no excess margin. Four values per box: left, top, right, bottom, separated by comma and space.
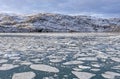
0, 33, 120, 79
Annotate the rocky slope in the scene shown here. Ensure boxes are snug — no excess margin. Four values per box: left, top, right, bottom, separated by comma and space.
0, 13, 120, 32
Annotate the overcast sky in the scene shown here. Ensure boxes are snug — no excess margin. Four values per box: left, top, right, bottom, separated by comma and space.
0, 0, 119, 17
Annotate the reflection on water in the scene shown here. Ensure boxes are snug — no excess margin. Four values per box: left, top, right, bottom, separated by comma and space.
0, 33, 120, 79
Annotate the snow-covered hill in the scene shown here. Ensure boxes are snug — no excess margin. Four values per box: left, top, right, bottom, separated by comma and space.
0, 13, 120, 32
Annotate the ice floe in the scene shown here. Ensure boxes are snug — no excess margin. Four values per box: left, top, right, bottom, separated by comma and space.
73, 53, 87, 58
30, 64, 59, 73
77, 57, 97, 61
91, 68, 100, 72
72, 71, 95, 79
73, 68, 82, 71
31, 59, 41, 63
43, 77, 54, 79
9, 57, 21, 60
111, 57, 120, 62
0, 59, 8, 63
0, 64, 19, 70
63, 60, 84, 65
112, 65, 120, 70
96, 52, 108, 59
102, 71, 120, 79
20, 61, 32, 65
0, 33, 120, 79
91, 63, 100, 68
50, 59, 63, 63
3, 53, 20, 58
12, 72, 36, 79
78, 65, 91, 69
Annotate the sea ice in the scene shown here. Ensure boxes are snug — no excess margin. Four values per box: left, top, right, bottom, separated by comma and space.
12, 72, 36, 79
102, 71, 120, 79
78, 65, 91, 69
73, 68, 82, 71
50, 59, 63, 63
30, 64, 59, 73
0, 64, 19, 70
91, 63, 100, 68
9, 57, 21, 60
31, 59, 41, 63
0, 59, 8, 63
73, 53, 87, 58
111, 57, 120, 62
20, 61, 32, 65
91, 68, 100, 72
77, 57, 97, 61
43, 77, 54, 79
72, 71, 95, 79
63, 60, 84, 65
96, 52, 108, 59
112, 65, 120, 69
3, 53, 20, 58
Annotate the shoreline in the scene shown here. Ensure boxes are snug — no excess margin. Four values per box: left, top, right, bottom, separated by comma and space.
0, 32, 118, 37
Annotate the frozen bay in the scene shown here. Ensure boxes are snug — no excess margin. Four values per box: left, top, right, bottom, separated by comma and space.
0, 33, 120, 79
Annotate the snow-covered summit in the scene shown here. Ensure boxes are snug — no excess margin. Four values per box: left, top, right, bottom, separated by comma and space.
0, 13, 120, 32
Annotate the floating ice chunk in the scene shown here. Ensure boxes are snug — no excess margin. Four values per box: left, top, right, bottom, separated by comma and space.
31, 59, 41, 63
43, 77, 54, 79
102, 71, 120, 79
72, 71, 95, 79
13, 60, 21, 64
78, 65, 91, 69
3, 54, 11, 58
30, 64, 59, 73
91, 63, 100, 68
50, 59, 63, 63
3, 53, 20, 58
12, 72, 36, 79
91, 69, 100, 72
73, 68, 82, 71
47, 47, 56, 51
10, 53, 20, 57
111, 57, 120, 62
48, 55, 63, 59
96, 53, 108, 59
0, 64, 19, 70
73, 53, 87, 58
20, 61, 32, 65
9, 57, 21, 60
63, 60, 84, 65
112, 65, 120, 69
58, 51, 72, 54
77, 57, 97, 61
0, 52, 3, 55
0, 59, 8, 63
43, 77, 49, 79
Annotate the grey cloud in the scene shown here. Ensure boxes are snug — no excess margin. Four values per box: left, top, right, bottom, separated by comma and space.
0, 0, 119, 17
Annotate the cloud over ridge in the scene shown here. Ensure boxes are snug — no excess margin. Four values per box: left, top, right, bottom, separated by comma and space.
0, 0, 119, 17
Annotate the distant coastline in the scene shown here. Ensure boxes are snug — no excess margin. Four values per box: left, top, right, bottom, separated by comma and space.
0, 13, 120, 33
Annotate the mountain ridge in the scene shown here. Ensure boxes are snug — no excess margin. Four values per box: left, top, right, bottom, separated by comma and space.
0, 13, 120, 32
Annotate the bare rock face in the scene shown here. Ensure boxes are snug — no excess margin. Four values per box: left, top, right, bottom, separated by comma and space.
0, 13, 120, 32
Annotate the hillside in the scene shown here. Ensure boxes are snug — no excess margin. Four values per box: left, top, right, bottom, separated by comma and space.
0, 13, 120, 32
